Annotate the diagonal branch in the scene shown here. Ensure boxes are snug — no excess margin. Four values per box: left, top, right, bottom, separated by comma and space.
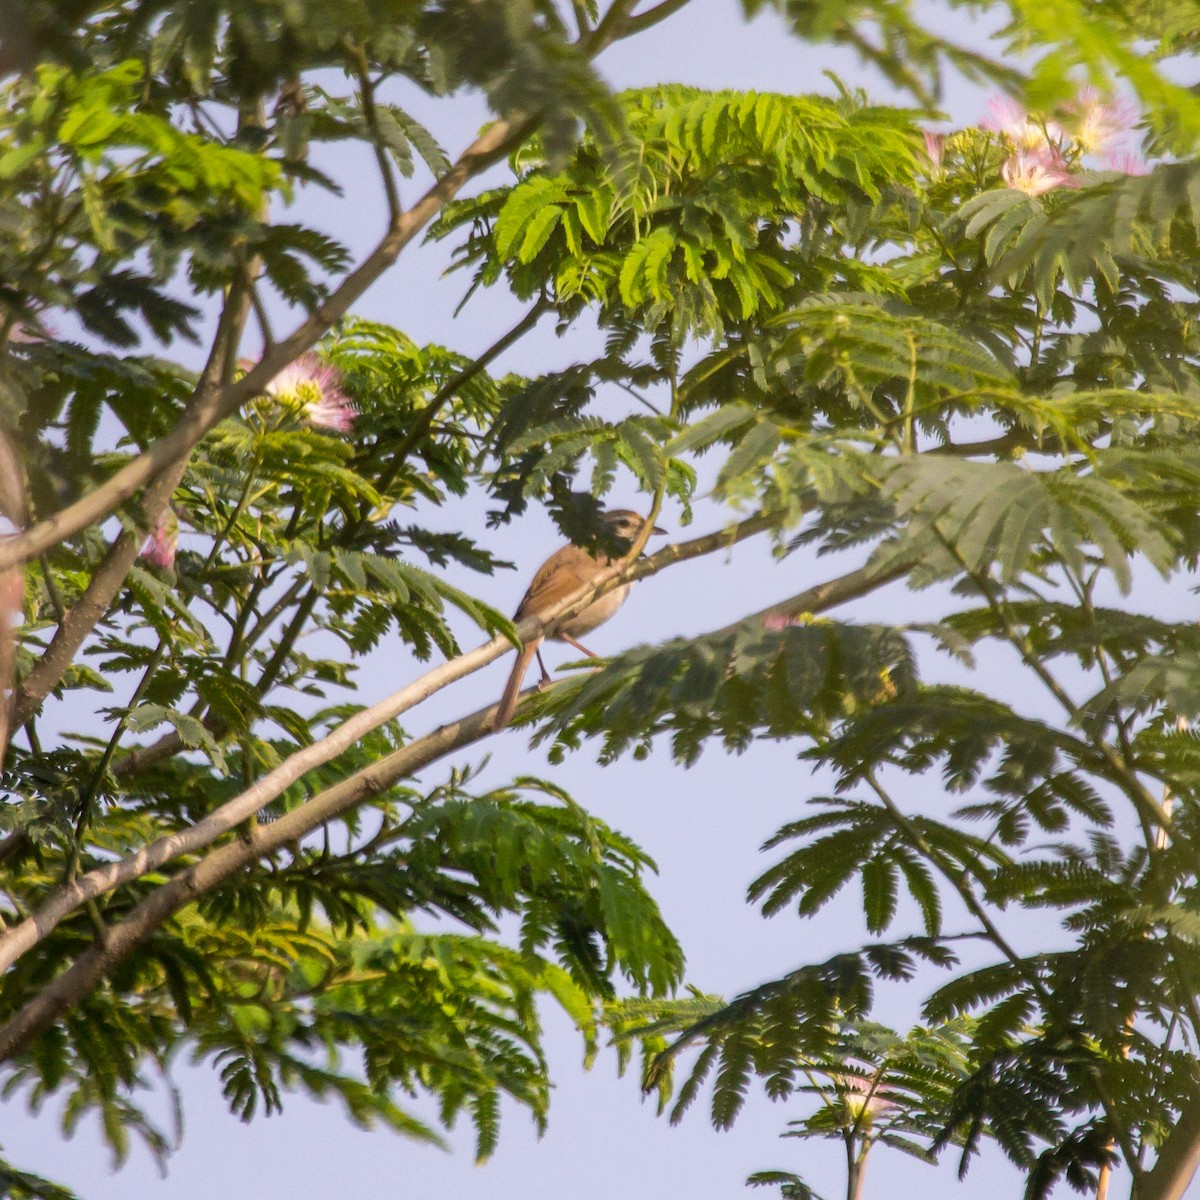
0, 512, 775, 972
14, 420, 199, 731
0, 511, 917, 1063
582, 0, 641, 54
0, 0, 673, 575
711, 557, 912, 638
619, 0, 695, 38
0, 112, 534, 572
0, 697, 504, 1063
22, 297, 553, 787
1138, 1103, 1200, 1200
13, 97, 267, 730
0, 422, 27, 763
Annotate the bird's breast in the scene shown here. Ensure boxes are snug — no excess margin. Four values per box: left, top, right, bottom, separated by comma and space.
555, 582, 632, 638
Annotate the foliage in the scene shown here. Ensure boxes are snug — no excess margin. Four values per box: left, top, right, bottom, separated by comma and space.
3, 3, 1200, 1200
3, 309, 685, 1168
473, 51, 1200, 1200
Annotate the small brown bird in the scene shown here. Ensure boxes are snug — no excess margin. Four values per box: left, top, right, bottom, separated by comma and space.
493, 509, 665, 730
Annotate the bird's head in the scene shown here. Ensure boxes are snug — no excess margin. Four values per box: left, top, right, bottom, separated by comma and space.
601, 508, 667, 550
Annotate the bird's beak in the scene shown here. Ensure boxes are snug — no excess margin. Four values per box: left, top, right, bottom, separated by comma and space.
651, 525, 666, 535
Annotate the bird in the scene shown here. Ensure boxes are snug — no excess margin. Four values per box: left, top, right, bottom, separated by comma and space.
492, 509, 665, 730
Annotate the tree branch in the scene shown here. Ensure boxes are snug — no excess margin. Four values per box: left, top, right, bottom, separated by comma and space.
967, 562, 1173, 831
620, 0, 696, 39
0, 111, 535, 571
1137, 1101, 1200, 1200
582, 0, 641, 54
348, 45, 401, 225
382, 295, 550, 480
0, 422, 27, 762
99, 299, 552, 784
0, 511, 775, 972
0, 697, 504, 1064
10, 241, 263, 729
12, 447, 187, 731
926, 428, 1067, 458
716, 557, 912, 637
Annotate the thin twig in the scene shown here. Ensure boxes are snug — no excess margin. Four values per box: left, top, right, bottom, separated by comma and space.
348, 43, 401, 224
862, 771, 1047, 1001
614, 0, 694, 40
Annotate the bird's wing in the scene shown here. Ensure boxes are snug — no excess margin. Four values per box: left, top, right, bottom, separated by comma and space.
515, 546, 607, 619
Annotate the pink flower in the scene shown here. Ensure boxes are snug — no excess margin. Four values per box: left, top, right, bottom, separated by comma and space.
263, 352, 355, 433
1105, 149, 1149, 176
983, 95, 1062, 151
141, 509, 178, 570
923, 131, 946, 173
304, 393, 356, 433
1069, 85, 1138, 154
835, 1073, 896, 1123
1002, 148, 1073, 196
7, 317, 54, 344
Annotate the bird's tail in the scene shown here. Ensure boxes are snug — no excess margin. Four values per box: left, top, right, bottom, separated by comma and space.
493, 638, 541, 731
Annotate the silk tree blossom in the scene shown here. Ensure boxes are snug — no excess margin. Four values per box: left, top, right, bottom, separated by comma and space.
263, 352, 356, 433
141, 509, 179, 570
834, 1073, 896, 1123
1106, 149, 1149, 176
1002, 147, 1073, 196
923, 131, 946, 173
304, 391, 357, 434
7, 317, 55, 344
983, 94, 1063, 151
1069, 85, 1138, 154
